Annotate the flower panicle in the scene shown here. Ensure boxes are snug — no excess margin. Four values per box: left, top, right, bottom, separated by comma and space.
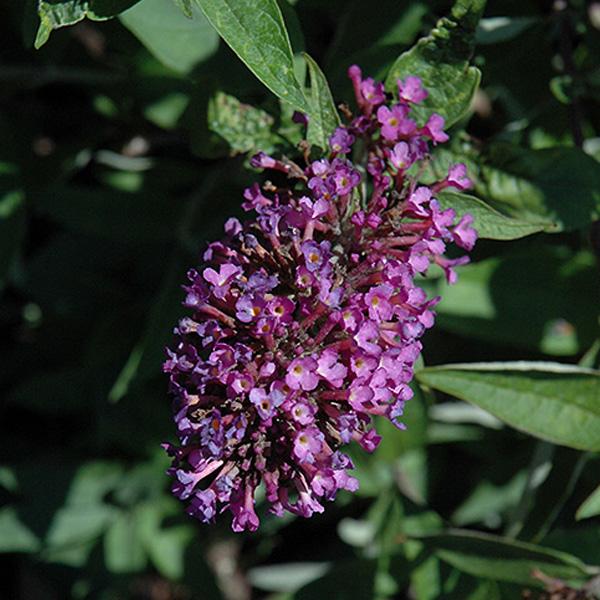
163, 65, 477, 532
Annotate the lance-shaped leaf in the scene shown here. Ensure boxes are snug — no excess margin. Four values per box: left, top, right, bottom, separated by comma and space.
385, 0, 486, 127
437, 191, 547, 240
195, 0, 309, 112
416, 362, 600, 451
416, 529, 597, 587
304, 53, 341, 151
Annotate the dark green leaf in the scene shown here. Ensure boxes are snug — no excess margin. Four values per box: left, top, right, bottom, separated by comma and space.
120, 0, 218, 74
304, 53, 341, 151
417, 529, 595, 587
195, 0, 309, 112
35, 0, 141, 48
416, 362, 600, 451
385, 0, 485, 127
430, 248, 599, 356
437, 191, 547, 240
477, 145, 600, 232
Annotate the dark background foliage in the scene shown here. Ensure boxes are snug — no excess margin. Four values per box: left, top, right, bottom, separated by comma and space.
1, 0, 599, 598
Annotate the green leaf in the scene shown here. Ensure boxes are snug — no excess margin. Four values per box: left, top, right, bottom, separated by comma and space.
430, 247, 599, 356
207, 91, 278, 155
437, 191, 547, 240
385, 0, 485, 127
195, 0, 309, 112
304, 54, 341, 151
248, 562, 330, 593
477, 145, 600, 232
45, 505, 117, 565
451, 472, 527, 528
416, 362, 600, 451
0, 507, 40, 553
35, 0, 141, 48
576, 485, 600, 521
172, 0, 193, 17
417, 529, 596, 587
120, 0, 218, 74
104, 509, 147, 573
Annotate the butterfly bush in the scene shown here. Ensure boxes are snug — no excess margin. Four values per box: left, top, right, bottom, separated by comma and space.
163, 66, 477, 532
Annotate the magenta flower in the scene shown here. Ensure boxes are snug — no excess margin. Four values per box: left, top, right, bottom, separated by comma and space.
377, 104, 416, 141
329, 127, 355, 154
397, 76, 428, 104
164, 66, 477, 532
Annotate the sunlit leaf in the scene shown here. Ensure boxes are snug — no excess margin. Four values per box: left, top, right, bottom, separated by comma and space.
437, 191, 548, 240
385, 0, 485, 127
304, 53, 341, 151
417, 362, 600, 451
195, 0, 309, 111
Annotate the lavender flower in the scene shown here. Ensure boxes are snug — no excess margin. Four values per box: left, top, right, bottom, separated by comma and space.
164, 66, 477, 532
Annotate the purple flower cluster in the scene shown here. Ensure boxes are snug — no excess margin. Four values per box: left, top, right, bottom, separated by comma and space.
163, 66, 477, 532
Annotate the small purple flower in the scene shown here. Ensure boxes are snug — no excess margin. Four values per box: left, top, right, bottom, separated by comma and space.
452, 214, 478, 250
266, 297, 295, 323
377, 104, 416, 141
389, 141, 413, 170
364, 284, 394, 322
250, 388, 277, 419
354, 321, 382, 355
446, 163, 473, 190
316, 349, 348, 388
203, 264, 241, 299
348, 384, 375, 411
187, 489, 217, 522
291, 401, 316, 425
329, 127, 355, 154
286, 357, 319, 391
235, 294, 265, 323
301, 240, 330, 273
293, 427, 324, 463
422, 114, 449, 144
397, 76, 428, 104
360, 77, 386, 107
